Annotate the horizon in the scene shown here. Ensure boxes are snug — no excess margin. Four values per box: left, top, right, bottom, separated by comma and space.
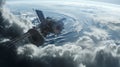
7, 0, 120, 5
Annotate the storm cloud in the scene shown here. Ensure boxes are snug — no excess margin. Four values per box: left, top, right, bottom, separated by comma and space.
0, 0, 120, 67
15, 1, 120, 67
0, 0, 32, 41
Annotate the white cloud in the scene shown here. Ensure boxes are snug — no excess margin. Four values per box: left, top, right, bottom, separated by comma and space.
1, 0, 120, 67
17, 43, 120, 67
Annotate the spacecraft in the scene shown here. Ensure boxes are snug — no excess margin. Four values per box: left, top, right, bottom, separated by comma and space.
2, 10, 65, 47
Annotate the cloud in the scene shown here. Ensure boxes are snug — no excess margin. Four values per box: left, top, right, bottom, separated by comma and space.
94, 0, 120, 5
0, 0, 5, 7
0, 1, 33, 41
0, 1, 33, 67
14, 1, 120, 67
1, 0, 120, 67
16, 43, 120, 67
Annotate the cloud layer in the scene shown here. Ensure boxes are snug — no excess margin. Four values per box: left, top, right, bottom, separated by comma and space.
0, 0, 120, 67
15, 1, 120, 67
